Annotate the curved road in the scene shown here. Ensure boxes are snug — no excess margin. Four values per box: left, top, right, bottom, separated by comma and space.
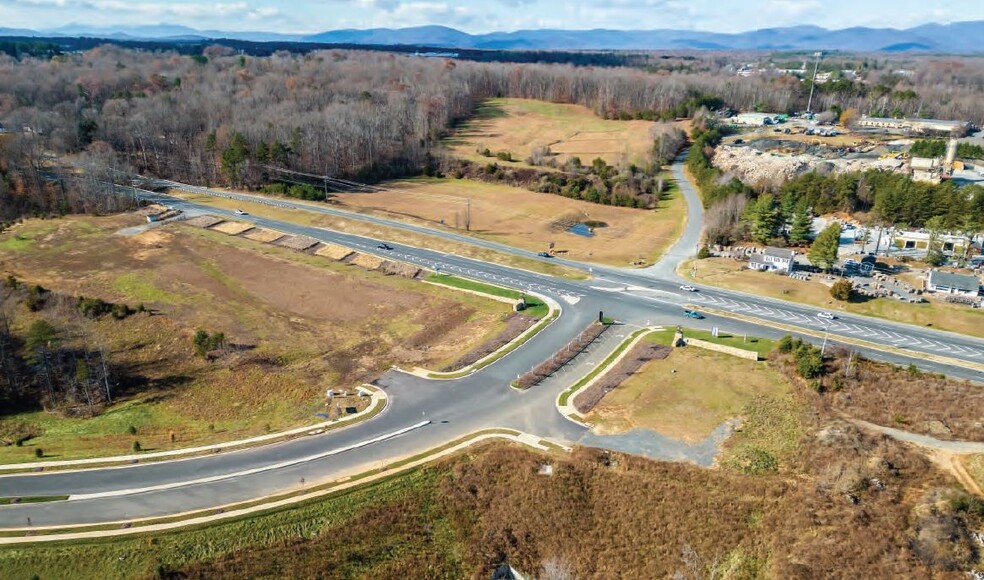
1, 156, 981, 529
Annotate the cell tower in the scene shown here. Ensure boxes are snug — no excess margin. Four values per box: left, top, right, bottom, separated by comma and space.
806, 51, 823, 114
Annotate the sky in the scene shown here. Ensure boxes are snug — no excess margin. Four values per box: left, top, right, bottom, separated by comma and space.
2, 0, 983, 34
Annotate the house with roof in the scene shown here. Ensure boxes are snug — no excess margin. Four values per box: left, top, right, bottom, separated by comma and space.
748, 247, 795, 274
926, 270, 981, 297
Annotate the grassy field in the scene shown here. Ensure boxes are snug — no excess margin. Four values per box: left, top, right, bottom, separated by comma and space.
0, 215, 512, 462
588, 345, 790, 443
681, 328, 775, 358
424, 273, 549, 318
684, 257, 984, 338
331, 176, 687, 267
171, 191, 589, 278
444, 98, 660, 168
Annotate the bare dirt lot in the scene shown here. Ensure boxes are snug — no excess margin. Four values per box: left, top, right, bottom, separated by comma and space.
0, 214, 510, 461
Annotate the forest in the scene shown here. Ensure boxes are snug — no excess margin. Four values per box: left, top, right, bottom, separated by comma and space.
1, 46, 983, 219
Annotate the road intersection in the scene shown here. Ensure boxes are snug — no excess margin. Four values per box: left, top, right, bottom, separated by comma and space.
1, 156, 981, 530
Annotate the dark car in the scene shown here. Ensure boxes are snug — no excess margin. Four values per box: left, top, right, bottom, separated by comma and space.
684, 309, 704, 319
376, 243, 393, 251
537, 251, 553, 258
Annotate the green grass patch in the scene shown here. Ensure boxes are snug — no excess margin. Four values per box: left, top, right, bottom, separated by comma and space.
111, 273, 186, 305
425, 274, 548, 318
0, 496, 68, 505
682, 328, 775, 358
721, 394, 805, 475
558, 328, 652, 407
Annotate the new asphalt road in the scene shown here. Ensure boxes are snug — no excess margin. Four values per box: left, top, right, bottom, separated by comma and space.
1, 156, 981, 528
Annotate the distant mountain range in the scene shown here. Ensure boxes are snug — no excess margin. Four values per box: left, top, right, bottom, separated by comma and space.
2, 21, 983, 52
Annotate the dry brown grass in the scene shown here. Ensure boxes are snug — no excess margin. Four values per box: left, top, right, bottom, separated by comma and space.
444, 98, 658, 168
172, 192, 587, 278
348, 252, 385, 270
590, 348, 789, 442
175, 434, 978, 579
0, 214, 510, 461
332, 177, 686, 266
795, 351, 984, 441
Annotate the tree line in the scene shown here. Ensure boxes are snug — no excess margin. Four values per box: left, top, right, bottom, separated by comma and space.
0, 276, 139, 416
1, 45, 982, 215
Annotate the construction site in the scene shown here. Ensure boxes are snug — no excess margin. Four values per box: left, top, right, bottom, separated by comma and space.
715, 125, 983, 187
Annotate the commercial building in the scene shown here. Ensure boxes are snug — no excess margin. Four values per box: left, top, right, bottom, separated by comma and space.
926, 270, 981, 297
748, 247, 795, 274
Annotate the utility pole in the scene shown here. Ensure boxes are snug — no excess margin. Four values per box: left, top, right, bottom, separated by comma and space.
806, 51, 823, 114
465, 197, 471, 232
821, 323, 830, 357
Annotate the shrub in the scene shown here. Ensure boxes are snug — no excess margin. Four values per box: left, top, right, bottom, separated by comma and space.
495, 151, 513, 162
3, 274, 18, 289
697, 245, 711, 259
776, 335, 795, 354
128, 425, 137, 435
34, 448, 43, 458
830, 279, 853, 301
25, 285, 48, 312
132, 441, 142, 452
796, 351, 824, 379
193, 329, 227, 357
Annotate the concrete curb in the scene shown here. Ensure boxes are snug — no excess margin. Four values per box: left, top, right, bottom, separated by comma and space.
555, 327, 662, 426
407, 285, 562, 380
0, 387, 387, 473
0, 429, 553, 544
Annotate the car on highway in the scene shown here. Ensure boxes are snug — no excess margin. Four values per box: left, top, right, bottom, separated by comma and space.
816, 311, 836, 320
683, 309, 704, 319
537, 251, 553, 258
234, 209, 248, 216
376, 243, 394, 251
679, 285, 697, 292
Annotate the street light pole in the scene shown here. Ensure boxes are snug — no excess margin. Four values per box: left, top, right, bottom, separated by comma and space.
821, 323, 830, 357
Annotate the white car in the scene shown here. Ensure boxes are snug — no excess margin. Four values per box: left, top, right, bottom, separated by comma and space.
816, 311, 836, 320
234, 209, 248, 216
679, 285, 697, 292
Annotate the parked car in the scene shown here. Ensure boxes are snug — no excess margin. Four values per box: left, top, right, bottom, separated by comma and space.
679, 285, 698, 292
376, 243, 393, 251
816, 311, 836, 320
234, 209, 247, 216
683, 309, 704, 319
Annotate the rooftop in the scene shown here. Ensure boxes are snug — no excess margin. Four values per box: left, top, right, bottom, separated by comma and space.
763, 247, 795, 260
928, 270, 981, 293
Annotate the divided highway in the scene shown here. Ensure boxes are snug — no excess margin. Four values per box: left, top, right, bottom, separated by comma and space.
1, 156, 981, 530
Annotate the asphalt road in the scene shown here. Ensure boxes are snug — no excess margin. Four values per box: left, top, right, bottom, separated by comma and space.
1, 156, 981, 528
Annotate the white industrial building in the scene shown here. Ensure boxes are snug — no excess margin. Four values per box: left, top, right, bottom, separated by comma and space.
857, 115, 970, 136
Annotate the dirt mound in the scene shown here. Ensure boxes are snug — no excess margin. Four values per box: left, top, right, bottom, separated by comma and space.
185, 215, 224, 228
348, 252, 385, 270
380, 261, 421, 279
242, 228, 285, 243
275, 235, 319, 251
211, 221, 253, 235
314, 243, 355, 261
